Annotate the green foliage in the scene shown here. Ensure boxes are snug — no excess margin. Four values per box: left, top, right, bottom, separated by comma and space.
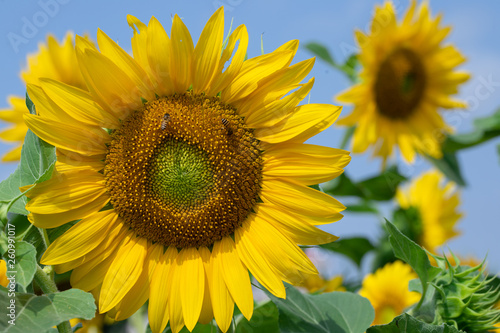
385, 220, 441, 309
304, 42, 358, 82
0, 95, 56, 217
11, 241, 37, 289
443, 107, 500, 153
235, 301, 280, 333
425, 152, 466, 187
0, 288, 96, 333
320, 237, 375, 267
367, 313, 465, 333
323, 166, 406, 202
267, 285, 374, 333
431, 257, 500, 332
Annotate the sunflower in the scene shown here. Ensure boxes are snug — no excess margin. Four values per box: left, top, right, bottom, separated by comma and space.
0, 33, 88, 162
336, 0, 469, 164
23, 8, 350, 333
359, 260, 420, 325
396, 170, 461, 253
0, 259, 9, 288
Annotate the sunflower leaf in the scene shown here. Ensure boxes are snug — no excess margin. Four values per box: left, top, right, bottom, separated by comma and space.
304, 42, 337, 67
0, 288, 96, 333
442, 107, 500, 152
0, 94, 56, 216
266, 286, 374, 333
425, 152, 466, 187
323, 166, 406, 201
385, 220, 441, 310
366, 313, 465, 333
235, 300, 279, 333
8, 241, 37, 289
320, 237, 375, 267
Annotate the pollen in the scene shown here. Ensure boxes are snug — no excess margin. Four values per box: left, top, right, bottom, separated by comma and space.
104, 93, 263, 248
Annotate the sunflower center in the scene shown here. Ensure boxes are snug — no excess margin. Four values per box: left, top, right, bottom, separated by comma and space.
374, 48, 426, 120
104, 93, 263, 248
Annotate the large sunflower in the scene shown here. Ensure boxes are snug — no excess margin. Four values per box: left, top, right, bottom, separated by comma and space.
396, 170, 462, 253
23, 8, 350, 333
336, 1, 469, 163
0, 33, 88, 162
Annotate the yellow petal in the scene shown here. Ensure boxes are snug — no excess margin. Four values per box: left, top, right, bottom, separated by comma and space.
97, 29, 154, 101
99, 235, 148, 312
148, 246, 177, 333
146, 17, 174, 96
222, 50, 295, 104
255, 104, 342, 144
215, 237, 254, 320
235, 219, 286, 298
209, 25, 249, 96
260, 178, 345, 217
193, 7, 224, 93
169, 14, 194, 93
209, 247, 234, 332
76, 46, 141, 117
127, 15, 150, 71
179, 248, 204, 331
168, 257, 185, 333
24, 114, 109, 156
41, 210, 118, 265
39, 78, 120, 128
257, 203, 339, 245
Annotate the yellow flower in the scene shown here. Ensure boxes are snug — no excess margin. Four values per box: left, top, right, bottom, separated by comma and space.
396, 170, 462, 253
0, 259, 9, 288
300, 274, 346, 293
336, 1, 469, 164
23, 8, 350, 333
359, 260, 420, 325
0, 33, 88, 162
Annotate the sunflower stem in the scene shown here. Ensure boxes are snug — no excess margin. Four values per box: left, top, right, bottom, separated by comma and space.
34, 265, 72, 333
340, 126, 355, 150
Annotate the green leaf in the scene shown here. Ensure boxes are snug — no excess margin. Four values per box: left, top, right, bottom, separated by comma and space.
0, 129, 56, 216
323, 166, 406, 201
266, 286, 374, 333
367, 313, 465, 333
0, 288, 96, 333
345, 202, 379, 214
0, 94, 56, 216
304, 43, 358, 82
235, 301, 279, 333
9, 241, 37, 289
425, 152, 465, 187
442, 107, 500, 152
147, 322, 216, 333
385, 220, 441, 309
304, 42, 336, 67
320, 237, 375, 267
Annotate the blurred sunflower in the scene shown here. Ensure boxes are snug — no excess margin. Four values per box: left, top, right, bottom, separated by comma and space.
23, 8, 350, 333
336, 0, 469, 164
0, 33, 88, 162
396, 170, 462, 253
359, 260, 420, 325
0, 259, 9, 287
300, 274, 346, 293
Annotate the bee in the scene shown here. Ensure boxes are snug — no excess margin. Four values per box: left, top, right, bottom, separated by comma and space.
221, 118, 233, 136
161, 113, 171, 130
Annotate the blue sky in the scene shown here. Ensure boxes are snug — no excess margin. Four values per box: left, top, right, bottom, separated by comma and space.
0, 0, 499, 276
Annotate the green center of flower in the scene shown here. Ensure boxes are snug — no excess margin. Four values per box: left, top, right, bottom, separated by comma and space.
374, 47, 427, 120
104, 93, 263, 248
149, 140, 215, 210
